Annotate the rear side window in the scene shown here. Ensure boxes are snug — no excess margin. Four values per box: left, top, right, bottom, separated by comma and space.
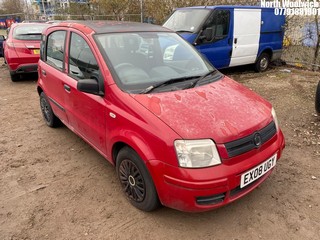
69, 32, 100, 80
13, 24, 48, 41
46, 31, 66, 71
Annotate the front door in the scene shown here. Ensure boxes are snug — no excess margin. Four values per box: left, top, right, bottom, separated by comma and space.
63, 31, 107, 155
196, 9, 232, 69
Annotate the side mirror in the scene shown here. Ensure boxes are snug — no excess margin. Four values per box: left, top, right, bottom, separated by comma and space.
77, 78, 104, 96
203, 27, 213, 42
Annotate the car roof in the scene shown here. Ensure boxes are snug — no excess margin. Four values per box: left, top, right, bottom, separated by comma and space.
50, 21, 173, 34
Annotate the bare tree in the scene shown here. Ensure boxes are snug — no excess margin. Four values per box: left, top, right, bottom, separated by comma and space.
98, 0, 136, 21
69, 2, 91, 20
1, 0, 24, 14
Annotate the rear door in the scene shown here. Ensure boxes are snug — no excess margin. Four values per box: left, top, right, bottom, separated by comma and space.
229, 8, 261, 67
39, 30, 68, 124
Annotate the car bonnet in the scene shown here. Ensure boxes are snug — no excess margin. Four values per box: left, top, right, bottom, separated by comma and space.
132, 75, 273, 144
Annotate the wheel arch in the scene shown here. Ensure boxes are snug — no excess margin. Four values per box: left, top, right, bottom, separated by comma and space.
37, 86, 43, 95
257, 48, 273, 62
110, 134, 158, 167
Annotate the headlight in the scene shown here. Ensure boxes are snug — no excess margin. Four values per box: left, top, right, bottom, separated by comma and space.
174, 139, 221, 168
271, 107, 279, 131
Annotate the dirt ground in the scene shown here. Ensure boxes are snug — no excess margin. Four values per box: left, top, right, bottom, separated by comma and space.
0, 57, 319, 240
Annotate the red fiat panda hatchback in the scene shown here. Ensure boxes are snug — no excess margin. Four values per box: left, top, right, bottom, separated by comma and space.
37, 21, 285, 212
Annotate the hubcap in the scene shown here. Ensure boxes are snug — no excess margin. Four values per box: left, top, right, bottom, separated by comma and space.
119, 160, 145, 202
128, 175, 136, 186
260, 57, 268, 71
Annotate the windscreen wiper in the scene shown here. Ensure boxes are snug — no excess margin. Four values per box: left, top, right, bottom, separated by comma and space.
141, 76, 200, 94
189, 70, 219, 88
176, 30, 194, 34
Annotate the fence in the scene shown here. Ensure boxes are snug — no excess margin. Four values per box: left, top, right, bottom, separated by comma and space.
52, 14, 141, 22
282, 15, 320, 70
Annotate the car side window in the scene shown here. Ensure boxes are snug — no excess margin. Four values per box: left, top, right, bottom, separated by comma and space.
69, 32, 100, 80
46, 31, 66, 70
201, 10, 230, 43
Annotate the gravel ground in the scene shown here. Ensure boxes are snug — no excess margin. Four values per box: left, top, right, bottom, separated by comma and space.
0, 58, 319, 240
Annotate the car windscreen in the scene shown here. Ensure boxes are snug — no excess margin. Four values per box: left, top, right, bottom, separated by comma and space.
95, 32, 218, 94
13, 24, 48, 41
163, 9, 211, 33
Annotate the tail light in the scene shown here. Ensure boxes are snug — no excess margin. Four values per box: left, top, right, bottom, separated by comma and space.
5, 41, 16, 48
6, 42, 34, 54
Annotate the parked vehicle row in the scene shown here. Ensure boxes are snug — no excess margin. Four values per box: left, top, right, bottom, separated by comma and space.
36, 21, 285, 212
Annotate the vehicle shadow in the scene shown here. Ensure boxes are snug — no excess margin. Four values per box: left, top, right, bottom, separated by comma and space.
13, 72, 38, 82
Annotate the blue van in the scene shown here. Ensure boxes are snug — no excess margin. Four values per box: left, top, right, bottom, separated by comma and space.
163, 6, 285, 71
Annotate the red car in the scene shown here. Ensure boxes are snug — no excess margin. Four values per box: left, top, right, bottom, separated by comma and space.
37, 21, 285, 212
4, 22, 49, 81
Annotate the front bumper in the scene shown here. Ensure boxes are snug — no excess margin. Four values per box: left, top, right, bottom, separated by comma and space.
147, 130, 285, 212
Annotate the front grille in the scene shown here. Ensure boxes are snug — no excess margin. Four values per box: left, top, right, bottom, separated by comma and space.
225, 121, 277, 158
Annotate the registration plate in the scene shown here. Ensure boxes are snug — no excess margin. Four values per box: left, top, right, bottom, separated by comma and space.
33, 49, 40, 54
240, 154, 277, 188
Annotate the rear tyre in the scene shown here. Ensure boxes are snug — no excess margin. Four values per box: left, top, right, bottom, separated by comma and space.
116, 147, 160, 212
316, 81, 320, 114
40, 92, 60, 128
254, 53, 270, 72
10, 72, 20, 82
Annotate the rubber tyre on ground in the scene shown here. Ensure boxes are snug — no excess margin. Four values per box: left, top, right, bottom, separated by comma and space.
254, 52, 270, 72
10, 72, 20, 82
40, 92, 60, 128
316, 81, 320, 114
116, 146, 160, 212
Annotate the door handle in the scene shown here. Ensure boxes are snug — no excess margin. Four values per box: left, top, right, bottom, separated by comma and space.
64, 84, 71, 92
41, 69, 46, 76
234, 38, 238, 44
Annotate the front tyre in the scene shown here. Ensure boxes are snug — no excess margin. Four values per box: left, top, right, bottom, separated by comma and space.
40, 92, 60, 128
254, 52, 270, 72
116, 147, 160, 211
